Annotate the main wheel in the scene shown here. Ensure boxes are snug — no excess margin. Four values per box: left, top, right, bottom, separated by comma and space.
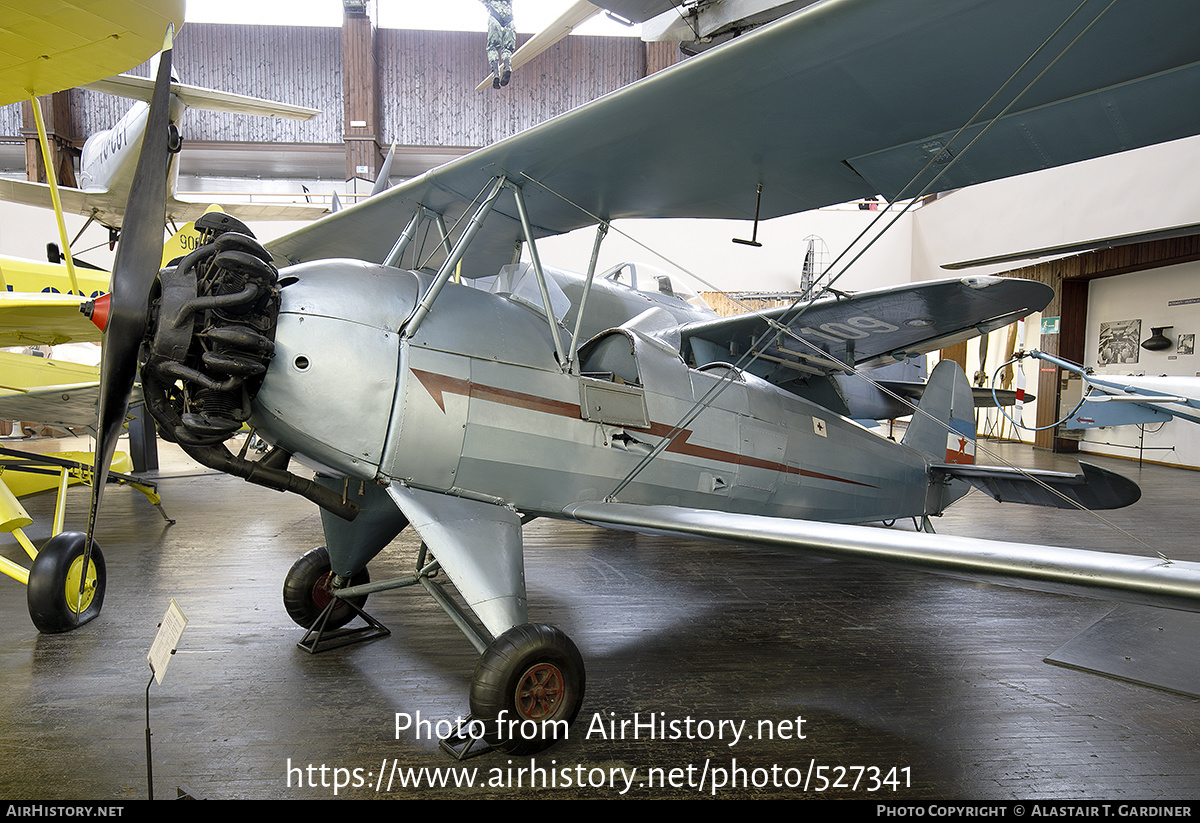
469, 623, 585, 755
27, 532, 106, 633
282, 546, 369, 630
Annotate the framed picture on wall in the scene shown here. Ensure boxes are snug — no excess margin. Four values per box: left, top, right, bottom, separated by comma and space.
1098, 319, 1141, 365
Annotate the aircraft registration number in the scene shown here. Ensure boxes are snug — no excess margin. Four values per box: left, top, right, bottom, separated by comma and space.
798, 316, 901, 344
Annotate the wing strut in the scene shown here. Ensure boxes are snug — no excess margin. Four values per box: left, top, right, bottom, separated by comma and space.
27, 98, 80, 296
383, 210, 422, 268
398, 177, 580, 374
510, 182, 568, 366
566, 222, 610, 370
403, 176, 506, 337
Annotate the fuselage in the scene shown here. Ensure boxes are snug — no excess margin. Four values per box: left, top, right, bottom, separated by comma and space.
77, 96, 185, 220
251, 260, 935, 525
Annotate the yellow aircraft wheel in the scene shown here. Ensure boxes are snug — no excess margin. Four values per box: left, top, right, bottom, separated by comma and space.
470, 623, 585, 755
64, 555, 99, 613
27, 532, 106, 633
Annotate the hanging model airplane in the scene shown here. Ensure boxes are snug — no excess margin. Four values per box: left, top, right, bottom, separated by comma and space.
0, 64, 326, 240
476, 0, 822, 89
1011, 350, 1200, 429
61, 0, 1200, 757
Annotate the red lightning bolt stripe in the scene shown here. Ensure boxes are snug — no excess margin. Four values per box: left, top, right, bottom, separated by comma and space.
411, 368, 875, 488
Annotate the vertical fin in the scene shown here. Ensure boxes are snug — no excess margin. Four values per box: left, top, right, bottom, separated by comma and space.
903, 359, 976, 464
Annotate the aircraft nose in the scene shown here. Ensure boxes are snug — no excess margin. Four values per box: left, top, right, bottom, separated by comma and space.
80, 293, 111, 331
248, 259, 421, 477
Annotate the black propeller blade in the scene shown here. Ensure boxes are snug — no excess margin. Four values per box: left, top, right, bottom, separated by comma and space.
79, 26, 175, 621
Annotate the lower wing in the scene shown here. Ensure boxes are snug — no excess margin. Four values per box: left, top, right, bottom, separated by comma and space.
562, 501, 1200, 614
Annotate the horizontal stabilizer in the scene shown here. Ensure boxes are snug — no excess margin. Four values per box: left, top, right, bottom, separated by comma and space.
84, 73, 320, 119
932, 461, 1141, 510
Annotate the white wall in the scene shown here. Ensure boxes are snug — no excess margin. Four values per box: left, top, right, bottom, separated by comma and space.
909, 134, 1200, 282
1079, 263, 1200, 469
0, 199, 117, 272
531, 206, 911, 296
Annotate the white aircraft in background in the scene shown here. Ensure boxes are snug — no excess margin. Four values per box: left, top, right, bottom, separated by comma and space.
0, 66, 326, 242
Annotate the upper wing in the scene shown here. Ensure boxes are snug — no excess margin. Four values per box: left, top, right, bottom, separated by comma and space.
268, 0, 1200, 278
590, 1, 681, 23
943, 222, 1200, 270
0, 0, 183, 105
562, 501, 1200, 614
676, 275, 1052, 374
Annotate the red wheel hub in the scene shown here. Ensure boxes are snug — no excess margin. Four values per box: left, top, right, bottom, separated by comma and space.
514, 662, 565, 720
311, 572, 342, 612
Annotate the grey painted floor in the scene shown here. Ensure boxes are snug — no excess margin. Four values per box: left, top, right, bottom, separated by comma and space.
0, 436, 1197, 800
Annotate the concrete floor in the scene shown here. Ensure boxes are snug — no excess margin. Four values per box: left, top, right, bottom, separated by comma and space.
0, 435, 1197, 800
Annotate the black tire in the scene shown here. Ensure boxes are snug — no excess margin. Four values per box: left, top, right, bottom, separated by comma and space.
282, 546, 369, 630
469, 623, 585, 755
27, 532, 106, 633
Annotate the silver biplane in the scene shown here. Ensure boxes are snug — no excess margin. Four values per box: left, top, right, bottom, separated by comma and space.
58, 0, 1200, 756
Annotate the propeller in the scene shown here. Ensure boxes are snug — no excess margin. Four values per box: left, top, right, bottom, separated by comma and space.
974, 329, 990, 388
77, 26, 176, 622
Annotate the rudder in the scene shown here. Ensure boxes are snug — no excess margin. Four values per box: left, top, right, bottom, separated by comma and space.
902, 359, 976, 464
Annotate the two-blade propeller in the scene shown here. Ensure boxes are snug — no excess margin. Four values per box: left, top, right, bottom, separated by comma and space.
78, 27, 176, 621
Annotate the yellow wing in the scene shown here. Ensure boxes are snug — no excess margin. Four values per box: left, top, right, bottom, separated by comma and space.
0, 292, 100, 346
0, 0, 185, 105
0, 255, 110, 298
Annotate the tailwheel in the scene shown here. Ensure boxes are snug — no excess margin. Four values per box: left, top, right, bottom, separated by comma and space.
282, 546, 369, 630
469, 623, 585, 755
27, 532, 106, 633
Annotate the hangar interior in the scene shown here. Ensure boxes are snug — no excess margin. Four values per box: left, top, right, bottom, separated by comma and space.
2, 4, 1199, 801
